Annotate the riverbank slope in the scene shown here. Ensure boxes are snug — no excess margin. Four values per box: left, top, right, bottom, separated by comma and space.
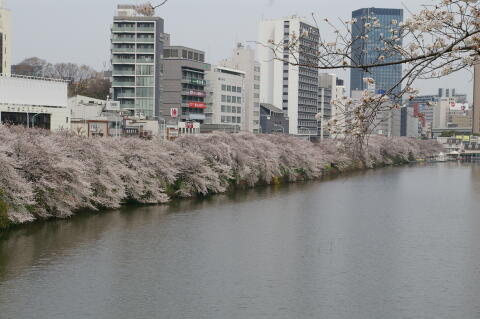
0, 125, 442, 229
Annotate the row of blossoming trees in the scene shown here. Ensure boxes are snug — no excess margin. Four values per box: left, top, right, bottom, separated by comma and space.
0, 125, 442, 228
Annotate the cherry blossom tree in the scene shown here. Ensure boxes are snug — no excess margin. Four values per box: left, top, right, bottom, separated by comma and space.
0, 125, 442, 228
266, 0, 480, 158
134, 1, 169, 16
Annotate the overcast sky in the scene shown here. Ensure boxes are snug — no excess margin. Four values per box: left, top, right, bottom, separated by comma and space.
6, 0, 474, 102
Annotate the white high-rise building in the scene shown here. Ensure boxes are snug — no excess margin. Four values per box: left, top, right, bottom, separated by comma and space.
258, 16, 319, 137
220, 43, 261, 133
205, 66, 246, 131
111, 5, 165, 119
0, 0, 11, 75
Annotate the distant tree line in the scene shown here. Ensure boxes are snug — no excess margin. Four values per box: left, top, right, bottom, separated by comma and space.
11, 57, 111, 100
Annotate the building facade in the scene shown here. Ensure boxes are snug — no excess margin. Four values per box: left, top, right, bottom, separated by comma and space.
260, 103, 289, 134
205, 66, 246, 132
111, 5, 164, 119
258, 16, 320, 137
162, 42, 209, 126
474, 62, 480, 135
0, 75, 70, 130
69, 95, 123, 137
0, 0, 11, 75
350, 8, 403, 96
220, 43, 261, 133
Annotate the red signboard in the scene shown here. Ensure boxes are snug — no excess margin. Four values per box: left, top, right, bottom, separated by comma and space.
189, 102, 207, 109
170, 108, 179, 118
186, 122, 194, 129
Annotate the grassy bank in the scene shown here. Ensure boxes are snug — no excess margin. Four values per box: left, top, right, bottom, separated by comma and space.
0, 125, 442, 229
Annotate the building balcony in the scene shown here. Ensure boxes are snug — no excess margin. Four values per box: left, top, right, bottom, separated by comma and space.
136, 58, 154, 63
112, 37, 136, 43
137, 27, 155, 32
117, 92, 135, 98
112, 58, 136, 64
112, 47, 135, 53
112, 70, 135, 76
112, 26, 136, 32
120, 102, 135, 108
136, 47, 155, 53
112, 81, 135, 87
136, 37, 154, 43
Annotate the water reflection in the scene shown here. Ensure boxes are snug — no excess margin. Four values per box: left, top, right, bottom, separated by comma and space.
1, 163, 480, 319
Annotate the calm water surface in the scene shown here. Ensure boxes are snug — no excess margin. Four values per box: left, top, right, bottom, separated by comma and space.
2, 163, 480, 319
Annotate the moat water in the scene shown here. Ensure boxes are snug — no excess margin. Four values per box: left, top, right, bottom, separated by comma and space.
1, 163, 480, 319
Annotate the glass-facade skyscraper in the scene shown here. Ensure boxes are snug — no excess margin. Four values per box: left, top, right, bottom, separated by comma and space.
350, 8, 403, 96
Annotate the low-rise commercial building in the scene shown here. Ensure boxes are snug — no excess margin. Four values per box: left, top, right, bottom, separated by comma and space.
260, 103, 289, 134
0, 75, 70, 130
69, 95, 123, 137
162, 39, 209, 129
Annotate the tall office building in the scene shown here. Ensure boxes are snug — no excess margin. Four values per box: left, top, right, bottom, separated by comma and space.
350, 8, 403, 96
220, 43, 261, 133
0, 0, 11, 75
111, 5, 164, 119
162, 36, 210, 125
258, 16, 320, 137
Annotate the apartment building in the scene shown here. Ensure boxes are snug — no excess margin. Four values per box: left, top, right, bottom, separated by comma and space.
111, 5, 164, 119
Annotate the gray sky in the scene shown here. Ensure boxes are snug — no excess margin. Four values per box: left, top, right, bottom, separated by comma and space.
6, 0, 474, 102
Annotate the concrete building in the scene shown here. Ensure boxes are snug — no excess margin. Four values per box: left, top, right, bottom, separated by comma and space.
351, 89, 401, 137
111, 5, 164, 119
474, 62, 480, 135
400, 107, 419, 138
258, 16, 320, 137
260, 103, 289, 134
0, 0, 11, 75
433, 98, 450, 130
449, 109, 472, 128
220, 43, 261, 133
162, 39, 209, 126
350, 8, 403, 97
409, 88, 468, 133
0, 75, 70, 130
205, 66, 246, 132
318, 73, 342, 139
